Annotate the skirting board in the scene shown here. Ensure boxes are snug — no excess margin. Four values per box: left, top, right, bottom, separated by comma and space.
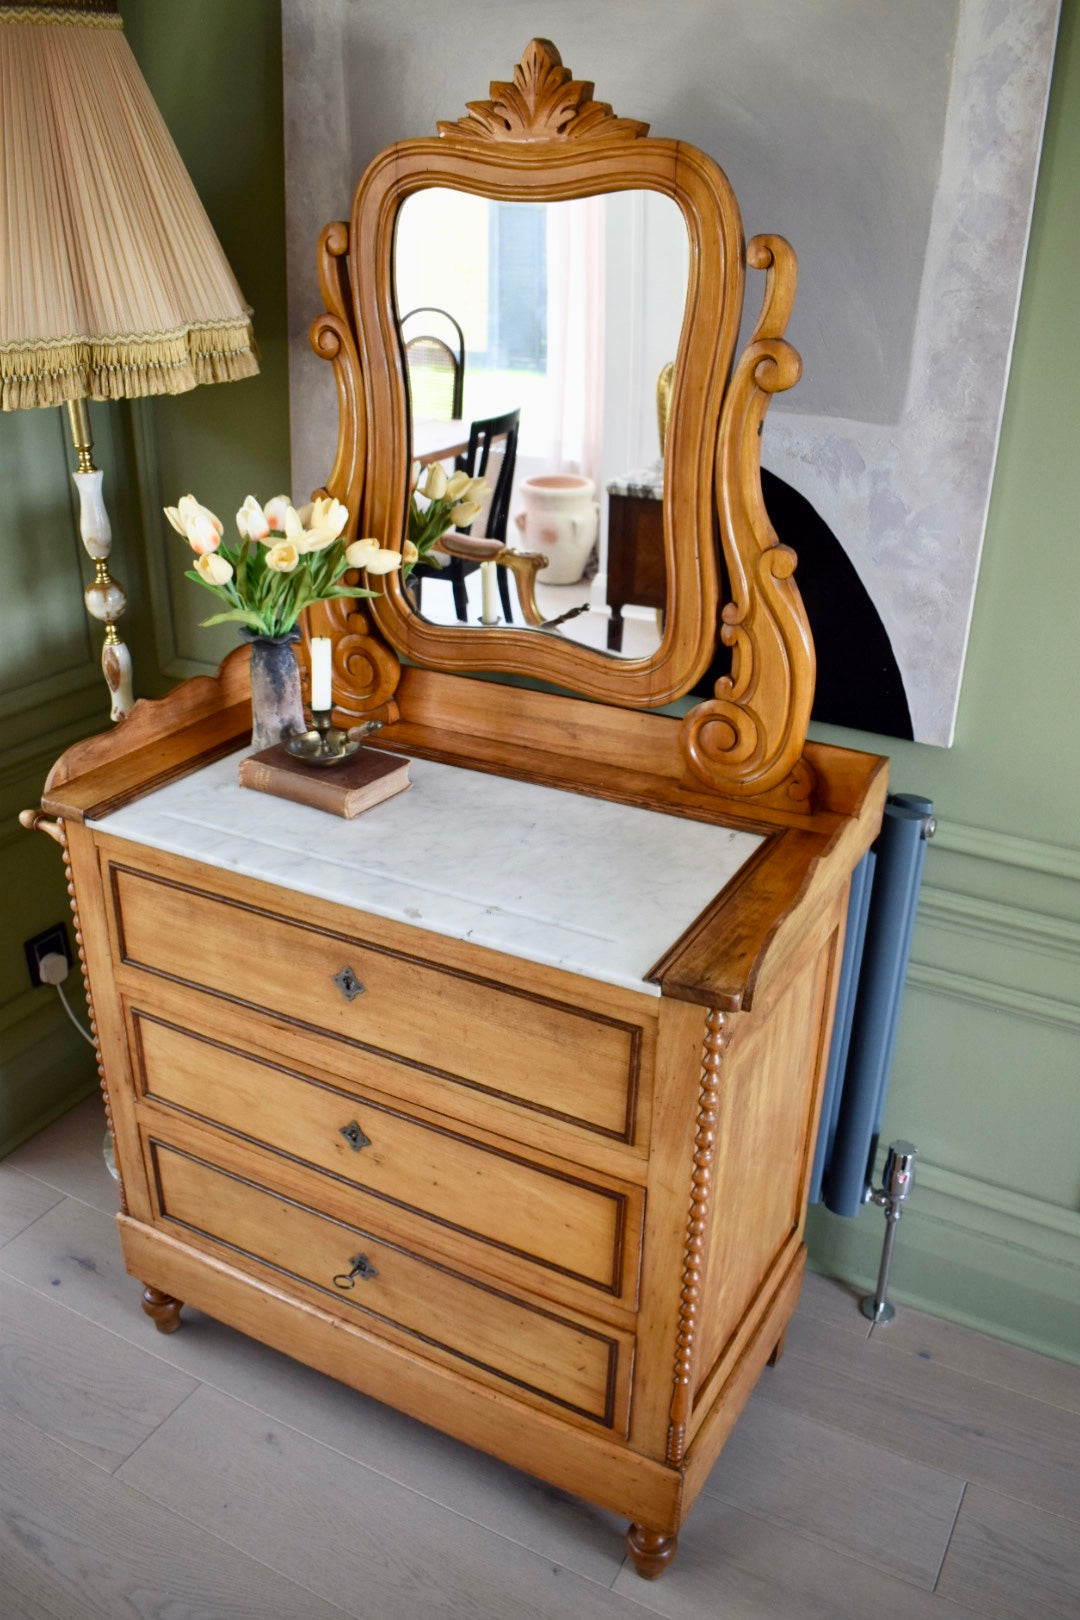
0, 992, 99, 1159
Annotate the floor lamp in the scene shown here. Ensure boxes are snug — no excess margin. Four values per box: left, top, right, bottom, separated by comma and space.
0, 0, 258, 719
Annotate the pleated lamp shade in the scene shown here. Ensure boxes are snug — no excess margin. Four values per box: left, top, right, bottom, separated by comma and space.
0, 0, 258, 410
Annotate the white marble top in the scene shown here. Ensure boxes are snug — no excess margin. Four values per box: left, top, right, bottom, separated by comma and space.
90, 752, 762, 997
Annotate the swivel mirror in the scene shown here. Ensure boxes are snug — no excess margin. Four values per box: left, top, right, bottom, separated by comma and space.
311, 38, 815, 801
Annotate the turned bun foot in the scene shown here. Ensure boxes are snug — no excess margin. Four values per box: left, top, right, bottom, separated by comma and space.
626, 1523, 678, 1579
141, 1285, 183, 1334
768, 1325, 788, 1367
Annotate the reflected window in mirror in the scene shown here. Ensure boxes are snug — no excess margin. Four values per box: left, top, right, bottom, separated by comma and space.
394, 187, 688, 658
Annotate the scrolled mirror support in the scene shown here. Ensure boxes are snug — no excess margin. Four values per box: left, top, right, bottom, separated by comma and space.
679, 235, 817, 808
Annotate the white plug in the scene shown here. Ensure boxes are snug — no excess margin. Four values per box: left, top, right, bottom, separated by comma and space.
38, 952, 71, 986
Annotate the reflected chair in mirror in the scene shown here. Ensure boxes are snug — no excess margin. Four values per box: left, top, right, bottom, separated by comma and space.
401, 306, 465, 421
605, 363, 672, 651
412, 408, 521, 623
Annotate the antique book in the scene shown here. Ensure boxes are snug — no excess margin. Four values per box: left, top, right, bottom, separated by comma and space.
238, 743, 411, 818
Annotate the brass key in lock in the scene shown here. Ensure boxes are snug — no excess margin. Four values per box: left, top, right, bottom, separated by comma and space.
333, 1253, 379, 1289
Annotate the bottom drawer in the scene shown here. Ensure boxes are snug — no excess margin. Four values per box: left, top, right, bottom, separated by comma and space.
148, 1138, 631, 1431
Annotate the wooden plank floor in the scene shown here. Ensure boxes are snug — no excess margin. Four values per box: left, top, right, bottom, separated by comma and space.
1, 1096, 1077, 1620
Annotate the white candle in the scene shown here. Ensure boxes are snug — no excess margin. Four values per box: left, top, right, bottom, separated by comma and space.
480, 561, 499, 625
310, 636, 332, 711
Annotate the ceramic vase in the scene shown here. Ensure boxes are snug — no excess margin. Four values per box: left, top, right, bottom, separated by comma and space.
513, 474, 600, 585
242, 629, 306, 753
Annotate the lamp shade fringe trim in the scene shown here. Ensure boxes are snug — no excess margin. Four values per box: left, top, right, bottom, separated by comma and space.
0, 321, 259, 409
0, 6, 122, 29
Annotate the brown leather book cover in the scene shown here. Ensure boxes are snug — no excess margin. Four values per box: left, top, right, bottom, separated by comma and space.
238, 744, 411, 818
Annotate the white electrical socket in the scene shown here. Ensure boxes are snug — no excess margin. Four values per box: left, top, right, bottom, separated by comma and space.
38, 952, 71, 986
24, 923, 72, 988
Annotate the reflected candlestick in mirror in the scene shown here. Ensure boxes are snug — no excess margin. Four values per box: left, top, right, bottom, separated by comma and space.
480, 561, 499, 625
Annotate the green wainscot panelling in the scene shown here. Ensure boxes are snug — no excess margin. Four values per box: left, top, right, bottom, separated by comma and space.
122, 0, 291, 681
0, 986, 98, 1159
0, 396, 140, 1151
882, 982, 1077, 1213
807, 1160, 1080, 1366
1, 409, 91, 712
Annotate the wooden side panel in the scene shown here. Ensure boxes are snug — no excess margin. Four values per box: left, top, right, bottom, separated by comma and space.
60, 822, 151, 1223
691, 893, 846, 1404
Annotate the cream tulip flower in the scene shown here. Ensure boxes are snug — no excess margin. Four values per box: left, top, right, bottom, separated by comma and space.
450, 498, 483, 527
299, 495, 349, 552
403, 539, 419, 566
265, 541, 300, 573
164, 495, 224, 554
196, 552, 234, 585
185, 512, 223, 554
262, 495, 293, 533
361, 548, 403, 575
282, 505, 305, 546
420, 463, 448, 501
345, 538, 382, 570
305, 495, 349, 538
236, 496, 270, 541
444, 469, 471, 501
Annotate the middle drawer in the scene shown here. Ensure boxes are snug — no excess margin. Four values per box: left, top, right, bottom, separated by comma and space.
128, 1006, 643, 1311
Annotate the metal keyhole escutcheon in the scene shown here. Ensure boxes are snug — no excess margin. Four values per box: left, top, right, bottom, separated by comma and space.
340, 1121, 371, 1152
333, 1253, 378, 1289
332, 965, 365, 1001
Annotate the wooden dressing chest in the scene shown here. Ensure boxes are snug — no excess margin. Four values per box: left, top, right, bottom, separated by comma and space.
34, 666, 885, 1576
26, 39, 889, 1578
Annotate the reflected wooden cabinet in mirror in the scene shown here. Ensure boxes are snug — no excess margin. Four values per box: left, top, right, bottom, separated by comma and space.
26, 42, 888, 1581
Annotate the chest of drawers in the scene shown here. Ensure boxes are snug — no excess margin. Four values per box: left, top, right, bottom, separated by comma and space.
34, 658, 886, 1577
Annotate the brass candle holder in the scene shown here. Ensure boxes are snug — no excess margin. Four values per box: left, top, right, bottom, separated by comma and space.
284, 709, 361, 767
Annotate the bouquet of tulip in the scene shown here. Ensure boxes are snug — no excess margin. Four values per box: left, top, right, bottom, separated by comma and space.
405, 463, 489, 578
165, 493, 402, 638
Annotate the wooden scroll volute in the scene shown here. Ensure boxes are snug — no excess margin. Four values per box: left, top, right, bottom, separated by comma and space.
679, 235, 817, 808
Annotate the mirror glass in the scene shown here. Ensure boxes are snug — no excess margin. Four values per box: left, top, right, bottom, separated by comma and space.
394, 188, 689, 658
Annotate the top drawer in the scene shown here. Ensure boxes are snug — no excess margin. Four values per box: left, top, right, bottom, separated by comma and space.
106, 860, 645, 1143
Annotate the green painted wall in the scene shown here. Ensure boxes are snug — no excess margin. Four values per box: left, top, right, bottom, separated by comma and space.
121, 0, 292, 685
0, 1, 290, 1151
804, 3, 1080, 1359
1, 2, 1075, 1357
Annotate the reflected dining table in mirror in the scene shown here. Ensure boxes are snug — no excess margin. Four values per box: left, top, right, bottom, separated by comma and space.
413, 419, 471, 467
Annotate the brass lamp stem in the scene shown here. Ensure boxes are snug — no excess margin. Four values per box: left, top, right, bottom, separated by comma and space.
64, 399, 134, 720
65, 397, 96, 473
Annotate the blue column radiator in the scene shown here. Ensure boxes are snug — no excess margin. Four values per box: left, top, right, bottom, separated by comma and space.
810, 794, 934, 1217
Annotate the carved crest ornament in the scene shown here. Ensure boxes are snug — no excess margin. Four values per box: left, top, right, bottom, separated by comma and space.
437, 37, 650, 145
311, 39, 817, 810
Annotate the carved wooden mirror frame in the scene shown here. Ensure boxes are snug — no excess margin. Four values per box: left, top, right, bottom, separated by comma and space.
312, 40, 816, 804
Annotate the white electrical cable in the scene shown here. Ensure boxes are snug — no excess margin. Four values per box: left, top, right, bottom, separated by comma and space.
38, 952, 95, 1046
56, 981, 95, 1046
